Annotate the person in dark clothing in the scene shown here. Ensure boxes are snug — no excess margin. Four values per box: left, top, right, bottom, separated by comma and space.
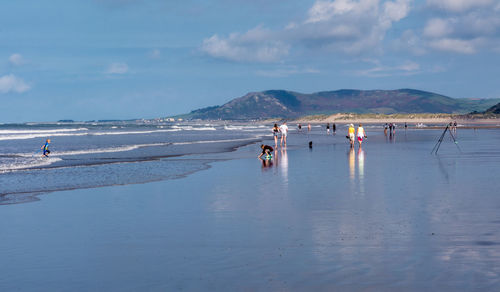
258, 144, 274, 159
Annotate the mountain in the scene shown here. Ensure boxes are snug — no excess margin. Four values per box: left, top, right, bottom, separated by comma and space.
484, 102, 500, 114
182, 89, 500, 120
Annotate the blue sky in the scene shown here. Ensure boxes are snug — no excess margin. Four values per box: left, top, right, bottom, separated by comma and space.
1, 0, 499, 122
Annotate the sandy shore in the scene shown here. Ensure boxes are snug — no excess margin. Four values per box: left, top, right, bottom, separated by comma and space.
293, 113, 500, 125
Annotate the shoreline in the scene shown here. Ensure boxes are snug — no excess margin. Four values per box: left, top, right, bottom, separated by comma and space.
290, 113, 500, 125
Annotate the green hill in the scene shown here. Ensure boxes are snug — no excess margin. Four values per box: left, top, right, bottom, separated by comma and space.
181, 89, 500, 120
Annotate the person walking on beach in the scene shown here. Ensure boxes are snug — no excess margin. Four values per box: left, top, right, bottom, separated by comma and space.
326, 123, 330, 134
384, 123, 388, 136
347, 124, 355, 147
258, 144, 274, 159
279, 122, 289, 147
357, 124, 367, 148
298, 124, 302, 132
307, 124, 311, 131
41, 139, 51, 157
332, 123, 336, 134
272, 123, 280, 148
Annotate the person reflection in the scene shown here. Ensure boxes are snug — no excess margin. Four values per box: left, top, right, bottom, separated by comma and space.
348, 147, 355, 181
357, 147, 365, 182
261, 158, 273, 169
280, 147, 288, 184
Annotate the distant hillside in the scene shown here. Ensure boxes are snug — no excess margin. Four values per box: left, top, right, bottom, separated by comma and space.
484, 102, 500, 114
181, 89, 500, 120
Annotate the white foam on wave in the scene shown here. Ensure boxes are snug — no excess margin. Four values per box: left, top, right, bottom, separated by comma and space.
0, 156, 62, 173
0, 128, 88, 134
171, 125, 216, 131
0, 132, 90, 141
224, 125, 268, 131
91, 129, 181, 136
0, 128, 182, 141
17, 142, 172, 157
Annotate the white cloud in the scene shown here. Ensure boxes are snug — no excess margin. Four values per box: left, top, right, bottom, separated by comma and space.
398, 0, 500, 55
9, 54, 25, 66
201, 0, 413, 62
106, 62, 129, 74
305, 0, 360, 23
256, 66, 320, 77
423, 18, 454, 38
393, 29, 426, 55
427, 0, 493, 13
201, 27, 289, 62
428, 38, 477, 54
0, 74, 31, 94
355, 60, 420, 77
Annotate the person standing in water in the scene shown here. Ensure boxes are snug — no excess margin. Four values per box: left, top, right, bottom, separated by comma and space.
279, 122, 289, 147
326, 123, 330, 134
272, 124, 280, 148
41, 139, 51, 157
348, 124, 355, 147
332, 123, 336, 134
357, 124, 367, 148
307, 124, 311, 131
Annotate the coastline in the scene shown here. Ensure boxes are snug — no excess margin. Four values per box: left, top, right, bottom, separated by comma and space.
291, 113, 500, 125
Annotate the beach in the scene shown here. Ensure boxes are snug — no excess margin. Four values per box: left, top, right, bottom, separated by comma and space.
1, 124, 500, 291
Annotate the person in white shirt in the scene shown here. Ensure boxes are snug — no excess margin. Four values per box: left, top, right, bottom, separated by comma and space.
357, 124, 367, 147
279, 122, 289, 147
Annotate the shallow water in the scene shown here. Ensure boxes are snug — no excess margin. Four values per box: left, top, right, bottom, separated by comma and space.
1, 126, 500, 291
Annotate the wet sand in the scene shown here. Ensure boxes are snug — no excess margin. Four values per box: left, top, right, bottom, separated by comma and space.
1, 128, 500, 291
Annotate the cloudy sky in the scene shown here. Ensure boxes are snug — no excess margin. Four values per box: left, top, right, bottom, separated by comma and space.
1, 0, 499, 122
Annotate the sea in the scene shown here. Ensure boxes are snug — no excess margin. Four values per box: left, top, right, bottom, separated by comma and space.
0, 121, 271, 204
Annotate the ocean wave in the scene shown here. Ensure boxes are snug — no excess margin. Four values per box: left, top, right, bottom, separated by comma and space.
0, 157, 62, 173
16, 142, 172, 157
0, 128, 88, 134
91, 129, 181, 136
171, 125, 217, 131
224, 125, 267, 131
0, 132, 89, 141
0, 129, 182, 141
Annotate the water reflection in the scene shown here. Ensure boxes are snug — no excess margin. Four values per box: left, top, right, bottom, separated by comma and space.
280, 148, 288, 184
348, 147, 366, 194
348, 147, 355, 181
261, 158, 273, 169
358, 148, 365, 195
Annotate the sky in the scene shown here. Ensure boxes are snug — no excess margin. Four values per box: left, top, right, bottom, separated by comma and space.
1, 0, 499, 122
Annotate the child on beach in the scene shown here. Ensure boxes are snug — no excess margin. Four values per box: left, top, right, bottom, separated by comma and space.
258, 144, 274, 159
41, 139, 51, 157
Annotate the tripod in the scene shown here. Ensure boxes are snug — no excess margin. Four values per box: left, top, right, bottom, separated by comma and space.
431, 125, 461, 155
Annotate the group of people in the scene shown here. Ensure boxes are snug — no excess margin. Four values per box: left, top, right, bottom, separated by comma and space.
449, 121, 458, 133
347, 124, 366, 148
326, 123, 336, 134
260, 122, 367, 159
384, 123, 396, 136
272, 122, 289, 148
